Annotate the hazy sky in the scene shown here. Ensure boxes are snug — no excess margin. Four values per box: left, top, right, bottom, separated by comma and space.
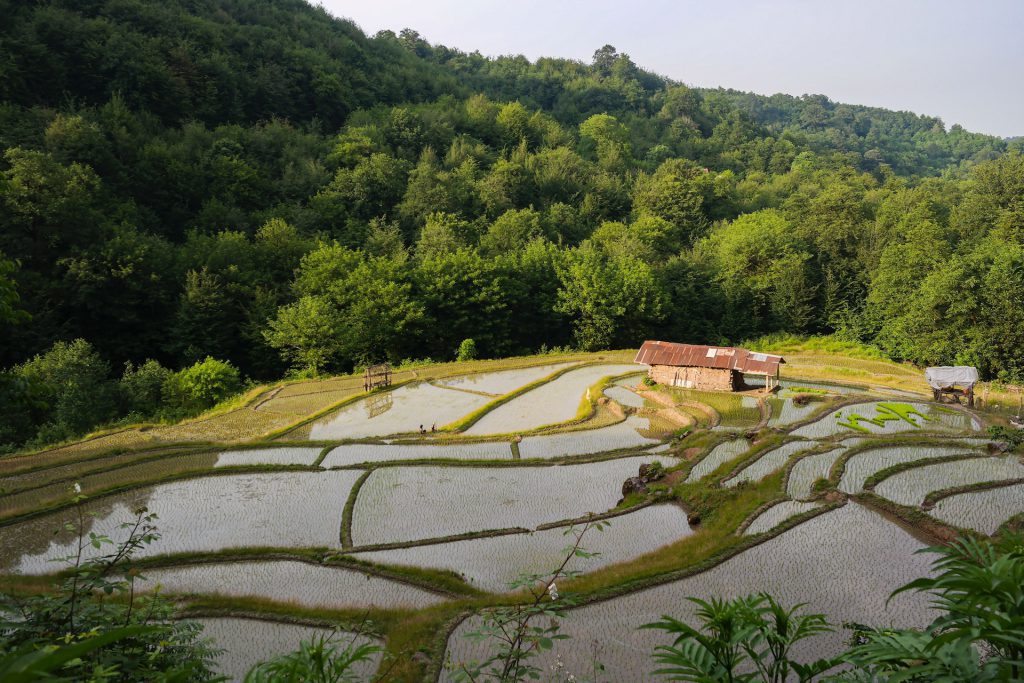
323, 0, 1023, 138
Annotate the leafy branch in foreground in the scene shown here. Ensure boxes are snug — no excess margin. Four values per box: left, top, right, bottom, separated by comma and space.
244, 626, 385, 683
448, 519, 609, 682
836, 534, 1024, 681
0, 485, 220, 681
642, 534, 1024, 682
642, 594, 833, 682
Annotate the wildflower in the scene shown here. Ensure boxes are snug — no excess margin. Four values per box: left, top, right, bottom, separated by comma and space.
73, 482, 82, 494
548, 582, 559, 601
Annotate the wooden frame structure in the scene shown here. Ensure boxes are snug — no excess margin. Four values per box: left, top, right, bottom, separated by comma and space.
363, 363, 392, 392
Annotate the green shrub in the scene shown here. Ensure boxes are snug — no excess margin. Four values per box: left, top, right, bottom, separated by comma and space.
15, 338, 117, 443
162, 356, 241, 413
643, 375, 656, 387
456, 338, 478, 361
119, 359, 172, 417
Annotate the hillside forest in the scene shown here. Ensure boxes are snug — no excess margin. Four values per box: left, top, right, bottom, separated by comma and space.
1, 0, 1023, 452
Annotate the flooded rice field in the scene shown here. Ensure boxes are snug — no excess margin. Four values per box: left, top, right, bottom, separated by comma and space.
0, 452, 223, 519
604, 385, 645, 408
873, 455, 1024, 507
744, 376, 862, 394
443, 503, 934, 681
837, 444, 984, 494
786, 448, 844, 499
195, 617, 381, 682
0, 471, 361, 573
685, 438, 750, 482
744, 500, 822, 535
767, 397, 826, 427
139, 560, 446, 609
321, 440, 514, 466
929, 483, 1024, 534
790, 402, 977, 439
350, 456, 676, 545
464, 364, 641, 435
517, 416, 659, 459
353, 504, 692, 592
306, 382, 491, 439
214, 447, 322, 467
436, 363, 579, 395
725, 440, 815, 487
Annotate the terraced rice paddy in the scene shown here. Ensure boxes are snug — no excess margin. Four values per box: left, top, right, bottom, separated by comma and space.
669, 388, 762, 429
321, 440, 513, 465
350, 456, 674, 545
465, 364, 640, 435
436, 363, 578, 395
196, 617, 381, 682
443, 504, 934, 680
214, 447, 322, 467
0, 449, 191, 494
353, 504, 692, 591
604, 385, 645, 408
787, 448, 844, 499
744, 500, 822, 535
929, 483, 1024, 534
873, 456, 1024, 507
837, 445, 985, 494
790, 402, 976, 438
0, 471, 362, 572
685, 438, 750, 482
768, 397, 827, 427
0, 349, 1003, 681
725, 440, 815, 486
139, 560, 447, 609
744, 376, 862, 394
517, 416, 659, 458
0, 451, 222, 519
306, 382, 492, 439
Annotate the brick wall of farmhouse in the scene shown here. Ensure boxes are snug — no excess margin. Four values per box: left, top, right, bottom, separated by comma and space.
649, 365, 738, 391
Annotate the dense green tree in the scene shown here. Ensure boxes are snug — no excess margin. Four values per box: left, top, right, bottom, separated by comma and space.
15, 339, 117, 444
1, 0, 1022, 452
556, 244, 665, 350
632, 159, 709, 245
119, 359, 172, 417
162, 356, 241, 413
264, 295, 344, 375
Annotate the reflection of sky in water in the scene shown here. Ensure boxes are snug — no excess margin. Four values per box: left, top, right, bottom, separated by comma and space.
725, 441, 816, 486
438, 363, 580, 395
930, 483, 1024, 535
351, 455, 676, 545
686, 439, 749, 482
787, 449, 845, 499
356, 504, 691, 592
309, 383, 490, 439
874, 456, 1024, 506
141, 560, 445, 610
1, 472, 360, 573
518, 416, 658, 458
744, 500, 821, 535
466, 364, 642, 435
444, 504, 934, 681
838, 445, 985, 494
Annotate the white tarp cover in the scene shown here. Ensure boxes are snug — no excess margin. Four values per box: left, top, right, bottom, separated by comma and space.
925, 366, 979, 390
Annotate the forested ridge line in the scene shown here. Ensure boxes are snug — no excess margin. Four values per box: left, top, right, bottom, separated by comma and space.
0, 0, 1022, 453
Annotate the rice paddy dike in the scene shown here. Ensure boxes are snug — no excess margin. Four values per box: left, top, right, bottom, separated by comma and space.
1, 348, 1022, 681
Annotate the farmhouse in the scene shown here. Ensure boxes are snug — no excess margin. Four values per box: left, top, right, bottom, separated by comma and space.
635, 341, 785, 392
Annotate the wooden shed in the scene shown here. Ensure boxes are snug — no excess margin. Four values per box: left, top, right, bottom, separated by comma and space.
634, 341, 785, 392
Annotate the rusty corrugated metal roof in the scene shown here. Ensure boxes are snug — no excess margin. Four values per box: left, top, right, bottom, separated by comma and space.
634, 341, 784, 374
